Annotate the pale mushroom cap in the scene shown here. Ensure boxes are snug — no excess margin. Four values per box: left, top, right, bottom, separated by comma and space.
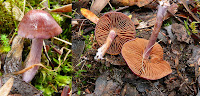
95, 12, 135, 55
18, 9, 62, 39
121, 38, 172, 80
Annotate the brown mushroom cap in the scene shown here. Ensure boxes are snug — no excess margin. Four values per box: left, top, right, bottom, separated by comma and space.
95, 12, 135, 55
121, 38, 172, 80
18, 9, 62, 39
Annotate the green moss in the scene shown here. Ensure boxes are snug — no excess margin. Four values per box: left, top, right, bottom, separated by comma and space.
0, 34, 11, 53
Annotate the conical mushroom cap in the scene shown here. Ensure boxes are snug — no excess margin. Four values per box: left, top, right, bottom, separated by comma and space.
18, 9, 62, 39
121, 38, 172, 80
95, 12, 135, 55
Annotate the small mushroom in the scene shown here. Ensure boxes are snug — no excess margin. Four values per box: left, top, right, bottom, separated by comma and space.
18, 9, 62, 82
81, 9, 135, 60
121, 38, 172, 80
94, 12, 135, 60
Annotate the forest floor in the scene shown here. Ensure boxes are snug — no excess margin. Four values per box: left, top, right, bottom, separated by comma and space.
72, 0, 200, 96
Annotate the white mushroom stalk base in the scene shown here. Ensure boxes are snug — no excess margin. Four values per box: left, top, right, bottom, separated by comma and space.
94, 30, 117, 60
23, 38, 43, 83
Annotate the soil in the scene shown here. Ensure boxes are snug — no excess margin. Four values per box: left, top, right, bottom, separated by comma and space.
72, 0, 200, 96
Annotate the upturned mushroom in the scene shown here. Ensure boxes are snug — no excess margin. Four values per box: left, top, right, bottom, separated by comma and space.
81, 8, 136, 60
143, 0, 170, 59
121, 0, 172, 80
95, 12, 136, 60
18, 9, 62, 82
121, 38, 172, 80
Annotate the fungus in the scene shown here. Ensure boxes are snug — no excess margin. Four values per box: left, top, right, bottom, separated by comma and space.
121, 38, 172, 80
81, 9, 135, 60
18, 9, 62, 82
143, 0, 170, 59
94, 12, 135, 60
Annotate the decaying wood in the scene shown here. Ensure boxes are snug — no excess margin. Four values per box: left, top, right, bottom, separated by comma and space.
3, 35, 24, 75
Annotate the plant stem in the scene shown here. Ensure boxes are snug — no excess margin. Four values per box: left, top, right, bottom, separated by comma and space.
23, 38, 43, 82
143, 5, 168, 59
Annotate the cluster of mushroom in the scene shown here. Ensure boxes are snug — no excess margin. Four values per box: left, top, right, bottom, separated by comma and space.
81, 0, 172, 80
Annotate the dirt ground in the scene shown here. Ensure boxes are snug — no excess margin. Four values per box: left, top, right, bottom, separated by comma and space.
72, 0, 200, 96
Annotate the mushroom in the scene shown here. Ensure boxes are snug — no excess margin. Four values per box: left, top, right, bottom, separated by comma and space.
81, 9, 135, 60
94, 12, 135, 59
18, 9, 62, 82
143, 0, 170, 59
121, 38, 172, 80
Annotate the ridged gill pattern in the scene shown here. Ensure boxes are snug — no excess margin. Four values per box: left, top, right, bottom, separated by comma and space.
95, 12, 135, 55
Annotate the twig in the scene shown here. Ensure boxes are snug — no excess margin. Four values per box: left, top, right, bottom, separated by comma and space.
72, 19, 87, 21
60, 47, 71, 62
43, 41, 54, 69
148, 80, 164, 96
53, 37, 72, 45
59, 13, 72, 18
108, 2, 114, 11
167, 10, 184, 24
27, 2, 33, 10
114, 6, 129, 12
180, 0, 200, 22
78, 19, 85, 36
13, 47, 71, 75
23, 0, 26, 14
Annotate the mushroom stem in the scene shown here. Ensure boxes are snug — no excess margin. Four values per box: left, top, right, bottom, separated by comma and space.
94, 30, 117, 60
23, 38, 43, 83
143, 2, 169, 59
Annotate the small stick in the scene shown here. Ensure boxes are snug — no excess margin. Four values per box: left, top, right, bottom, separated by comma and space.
53, 37, 72, 45
58, 13, 72, 18
180, 0, 200, 22
114, 6, 129, 12
43, 41, 54, 69
108, 2, 114, 11
23, 0, 26, 14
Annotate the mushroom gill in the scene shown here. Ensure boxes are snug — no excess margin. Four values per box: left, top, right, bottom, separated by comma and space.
121, 38, 172, 80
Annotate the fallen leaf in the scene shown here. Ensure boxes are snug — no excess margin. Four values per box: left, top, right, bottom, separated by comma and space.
81, 8, 99, 24
51, 4, 72, 12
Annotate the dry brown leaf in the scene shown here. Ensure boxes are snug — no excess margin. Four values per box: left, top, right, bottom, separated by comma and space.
81, 8, 99, 24
51, 4, 72, 12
